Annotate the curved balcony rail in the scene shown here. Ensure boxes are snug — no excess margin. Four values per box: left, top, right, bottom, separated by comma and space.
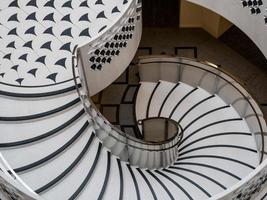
138, 55, 267, 163
72, 45, 183, 169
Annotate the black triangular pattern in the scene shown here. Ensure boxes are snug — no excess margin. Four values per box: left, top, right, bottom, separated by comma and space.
43, 27, 55, 35
79, 14, 90, 22
112, 6, 120, 13
8, 14, 19, 22
27, 68, 38, 77
106, 50, 111, 56
95, 0, 104, 5
62, 1, 73, 9
95, 49, 101, 55
91, 64, 96, 70
36, 56, 46, 65
11, 65, 19, 71
60, 42, 72, 52
101, 57, 106, 63
89, 57, 95, 62
44, 0, 55, 8
100, 50, 105, 56
61, 14, 72, 23
9, 0, 19, 7
80, 1, 89, 7
55, 58, 67, 68
97, 64, 102, 70
26, 0, 38, 7
3, 53, 11, 60
104, 42, 110, 48
96, 11, 107, 19
40, 41, 52, 51
46, 73, 57, 82
98, 25, 107, 33
96, 57, 101, 62
16, 78, 24, 85
107, 57, 112, 63
6, 41, 16, 49
43, 13, 55, 22
26, 12, 37, 21
79, 28, 91, 37
123, 0, 128, 4
61, 28, 73, 37
23, 41, 33, 49
19, 54, 28, 61
8, 28, 18, 36
0, 73, 5, 78
25, 26, 36, 35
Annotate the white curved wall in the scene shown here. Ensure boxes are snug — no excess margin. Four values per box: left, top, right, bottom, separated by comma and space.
187, 0, 267, 59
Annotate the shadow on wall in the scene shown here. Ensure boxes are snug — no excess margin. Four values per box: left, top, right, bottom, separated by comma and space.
219, 25, 267, 72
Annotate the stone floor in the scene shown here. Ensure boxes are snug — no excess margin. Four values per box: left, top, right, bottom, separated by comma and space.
92, 28, 267, 133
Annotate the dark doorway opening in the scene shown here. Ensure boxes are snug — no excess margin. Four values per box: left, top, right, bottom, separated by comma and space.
142, 0, 181, 27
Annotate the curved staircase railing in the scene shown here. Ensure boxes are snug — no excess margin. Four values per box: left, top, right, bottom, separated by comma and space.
73, 50, 267, 198
138, 56, 267, 163
138, 55, 267, 199
72, 47, 183, 169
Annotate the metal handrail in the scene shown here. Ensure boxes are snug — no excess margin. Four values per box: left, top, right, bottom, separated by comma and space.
87, 98, 183, 150
92, 107, 183, 149
139, 55, 265, 116
138, 56, 266, 163
71, 46, 80, 97
71, 48, 183, 153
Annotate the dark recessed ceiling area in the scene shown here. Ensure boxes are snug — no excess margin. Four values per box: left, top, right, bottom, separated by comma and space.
142, 0, 180, 27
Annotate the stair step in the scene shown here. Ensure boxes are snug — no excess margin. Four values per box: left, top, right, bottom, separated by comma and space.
148, 80, 177, 118
41, 137, 100, 199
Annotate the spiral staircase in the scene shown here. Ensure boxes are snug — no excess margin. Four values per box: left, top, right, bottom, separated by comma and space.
0, 0, 267, 199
